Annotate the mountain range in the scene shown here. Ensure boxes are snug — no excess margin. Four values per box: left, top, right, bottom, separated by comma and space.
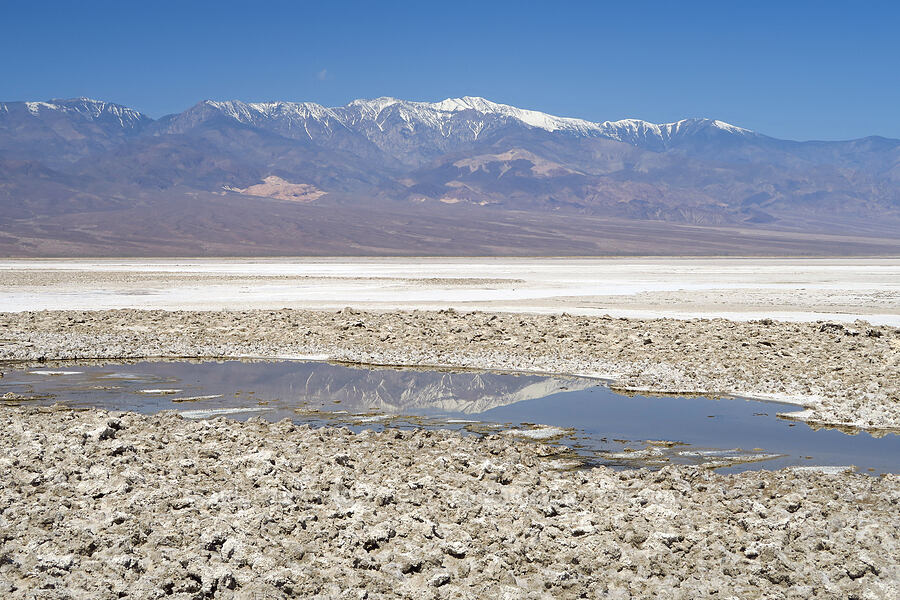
1, 96, 898, 256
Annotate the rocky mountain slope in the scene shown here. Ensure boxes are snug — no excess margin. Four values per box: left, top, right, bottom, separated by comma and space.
1, 96, 898, 255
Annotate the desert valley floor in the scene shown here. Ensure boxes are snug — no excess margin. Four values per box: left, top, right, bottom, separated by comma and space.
0, 257, 898, 598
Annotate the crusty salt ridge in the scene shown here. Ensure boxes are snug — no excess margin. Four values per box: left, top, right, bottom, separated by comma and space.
0, 407, 896, 598
0, 309, 898, 431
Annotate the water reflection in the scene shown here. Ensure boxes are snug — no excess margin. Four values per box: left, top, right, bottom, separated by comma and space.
2, 359, 897, 474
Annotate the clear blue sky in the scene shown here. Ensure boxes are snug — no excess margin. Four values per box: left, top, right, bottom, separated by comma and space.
2, 0, 898, 141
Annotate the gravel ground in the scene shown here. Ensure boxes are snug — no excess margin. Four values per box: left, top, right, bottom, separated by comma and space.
0, 309, 898, 431
1, 406, 897, 599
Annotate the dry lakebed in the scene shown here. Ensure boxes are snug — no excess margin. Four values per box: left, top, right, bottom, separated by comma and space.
1, 301, 899, 597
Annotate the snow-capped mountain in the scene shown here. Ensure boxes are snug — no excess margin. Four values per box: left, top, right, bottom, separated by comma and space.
0, 97, 153, 166
175, 95, 608, 137
2, 94, 768, 167
157, 96, 762, 164
1, 94, 898, 256
0, 97, 151, 130
596, 117, 759, 151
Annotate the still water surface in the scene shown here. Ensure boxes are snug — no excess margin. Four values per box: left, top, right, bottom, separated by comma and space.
2, 360, 897, 474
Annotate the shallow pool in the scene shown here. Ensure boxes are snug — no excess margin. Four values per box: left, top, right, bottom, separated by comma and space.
2, 359, 897, 474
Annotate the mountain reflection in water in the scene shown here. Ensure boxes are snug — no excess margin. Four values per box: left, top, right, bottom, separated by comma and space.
3, 359, 898, 474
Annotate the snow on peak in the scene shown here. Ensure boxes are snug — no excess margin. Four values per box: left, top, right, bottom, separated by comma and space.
6, 94, 759, 144
431, 96, 503, 113
202, 99, 338, 124
711, 119, 753, 135
333, 95, 606, 136
25, 101, 60, 116
434, 96, 600, 133
10, 98, 149, 128
347, 97, 401, 113
597, 116, 755, 146
191, 96, 757, 146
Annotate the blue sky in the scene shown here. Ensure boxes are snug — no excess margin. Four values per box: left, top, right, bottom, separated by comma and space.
2, 0, 898, 141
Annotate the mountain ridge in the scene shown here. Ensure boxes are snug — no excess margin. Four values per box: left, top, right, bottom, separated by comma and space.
6, 94, 898, 145
1, 95, 898, 256
179, 96, 763, 146
0, 95, 810, 142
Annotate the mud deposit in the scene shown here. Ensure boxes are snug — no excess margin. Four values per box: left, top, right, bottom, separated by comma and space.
1, 407, 898, 599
